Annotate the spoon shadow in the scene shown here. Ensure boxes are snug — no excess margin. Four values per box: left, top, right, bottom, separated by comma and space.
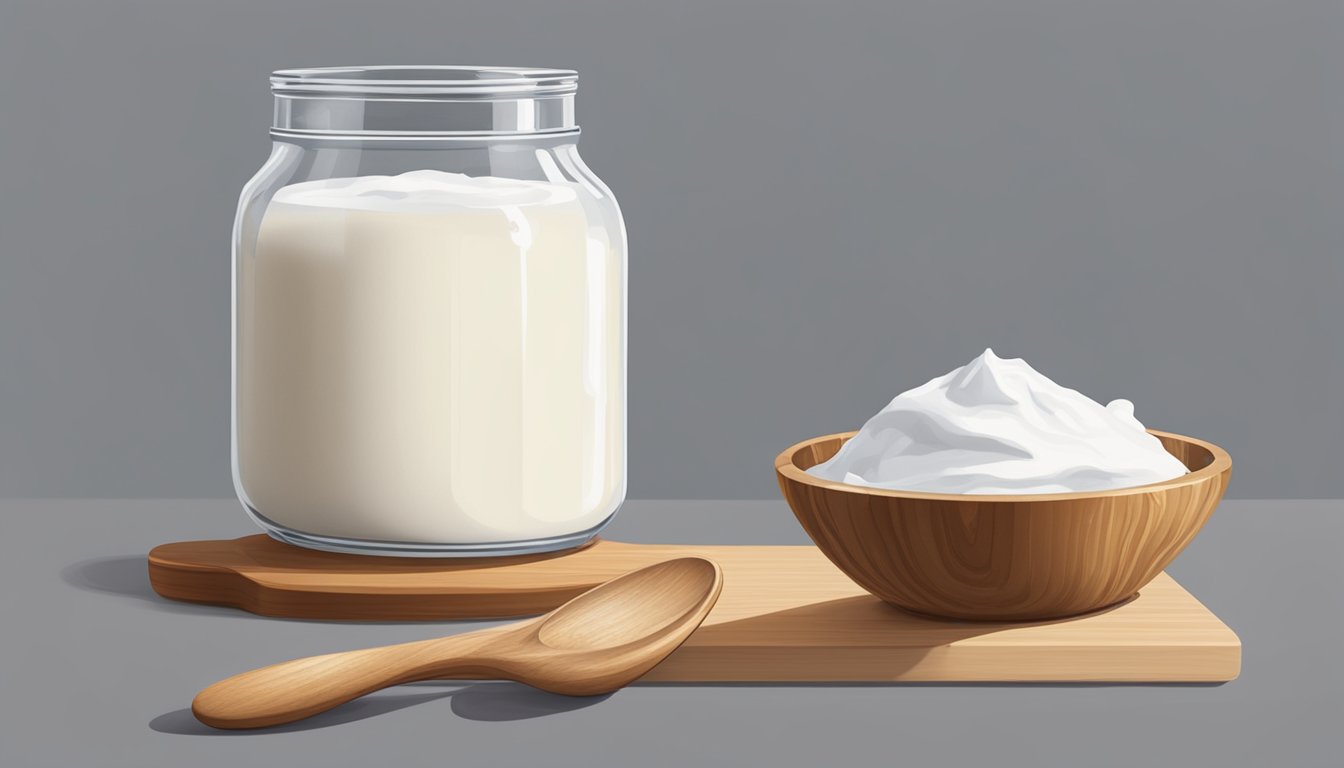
150, 682, 610, 734
449, 682, 613, 721
149, 689, 460, 735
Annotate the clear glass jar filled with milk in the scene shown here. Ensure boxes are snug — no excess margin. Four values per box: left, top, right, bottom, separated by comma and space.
233, 67, 626, 556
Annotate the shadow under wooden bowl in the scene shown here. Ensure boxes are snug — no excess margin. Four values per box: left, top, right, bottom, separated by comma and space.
775, 429, 1231, 621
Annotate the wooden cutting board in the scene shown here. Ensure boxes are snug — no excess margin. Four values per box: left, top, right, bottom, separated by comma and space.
148, 536, 1240, 682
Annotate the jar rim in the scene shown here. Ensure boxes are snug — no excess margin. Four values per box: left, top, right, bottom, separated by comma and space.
271, 65, 578, 97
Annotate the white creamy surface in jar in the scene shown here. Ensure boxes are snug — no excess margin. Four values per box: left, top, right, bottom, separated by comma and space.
808, 349, 1188, 494
238, 171, 624, 543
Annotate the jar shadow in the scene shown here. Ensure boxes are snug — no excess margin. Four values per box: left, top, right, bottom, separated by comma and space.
60, 555, 271, 621
60, 555, 456, 624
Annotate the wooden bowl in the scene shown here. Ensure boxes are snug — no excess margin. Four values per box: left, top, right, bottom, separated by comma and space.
775, 429, 1231, 621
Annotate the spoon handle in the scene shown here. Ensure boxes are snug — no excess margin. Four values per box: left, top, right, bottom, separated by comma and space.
192, 626, 515, 729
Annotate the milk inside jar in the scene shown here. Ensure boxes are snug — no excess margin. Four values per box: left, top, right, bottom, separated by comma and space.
233, 67, 627, 556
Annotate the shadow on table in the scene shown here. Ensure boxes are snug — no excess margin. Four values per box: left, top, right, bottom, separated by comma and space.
150, 669, 1228, 737
638, 680, 1227, 689
60, 555, 273, 620
150, 682, 611, 734
61, 555, 474, 624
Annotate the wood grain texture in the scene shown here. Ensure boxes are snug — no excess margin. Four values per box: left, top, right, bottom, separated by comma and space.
776, 429, 1232, 621
193, 558, 722, 728
149, 536, 1240, 682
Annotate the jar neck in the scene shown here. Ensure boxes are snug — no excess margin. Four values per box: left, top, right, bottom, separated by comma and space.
272, 92, 576, 138
269, 66, 579, 138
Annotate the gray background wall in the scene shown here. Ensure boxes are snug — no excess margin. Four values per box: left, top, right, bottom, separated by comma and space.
0, 0, 1338, 500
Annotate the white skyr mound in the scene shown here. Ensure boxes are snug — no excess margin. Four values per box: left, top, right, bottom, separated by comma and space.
807, 349, 1189, 495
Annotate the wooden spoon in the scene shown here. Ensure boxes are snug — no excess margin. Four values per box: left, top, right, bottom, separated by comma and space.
192, 557, 723, 729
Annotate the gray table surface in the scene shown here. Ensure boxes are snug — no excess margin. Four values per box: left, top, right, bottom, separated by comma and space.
2, 499, 1340, 767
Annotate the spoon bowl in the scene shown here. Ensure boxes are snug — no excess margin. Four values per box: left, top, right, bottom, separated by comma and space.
536, 557, 720, 650
192, 556, 723, 729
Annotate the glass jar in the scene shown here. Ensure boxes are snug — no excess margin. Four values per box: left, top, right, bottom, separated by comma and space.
233, 67, 626, 556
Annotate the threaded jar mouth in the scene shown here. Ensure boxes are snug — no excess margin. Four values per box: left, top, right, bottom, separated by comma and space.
270, 65, 579, 138
271, 65, 578, 98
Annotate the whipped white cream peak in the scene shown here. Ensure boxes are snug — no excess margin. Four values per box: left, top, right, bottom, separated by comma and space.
270, 170, 577, 213
807, 349, 1189, 495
